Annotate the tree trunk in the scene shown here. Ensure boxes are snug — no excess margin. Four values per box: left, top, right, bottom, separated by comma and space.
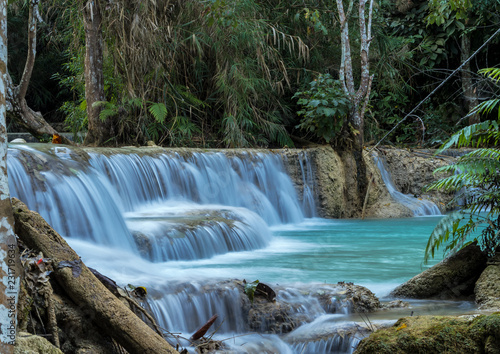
83, 0, 113, 146
0, 5, 21, 352
336, 0, 374, 150
12, 198, 178, 354
460, 34, 480, 125
6, 0, 72, 145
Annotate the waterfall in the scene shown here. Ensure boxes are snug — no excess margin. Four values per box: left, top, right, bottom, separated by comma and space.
7, 146, 311, 257
298, 151, 316, 218
7, 143, 376, 353
373, 153, 441, 216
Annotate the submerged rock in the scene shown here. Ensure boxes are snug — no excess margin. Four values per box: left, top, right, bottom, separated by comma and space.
391, 243, 487, 299
475, 251, 500, 311
354, 313, 500, 354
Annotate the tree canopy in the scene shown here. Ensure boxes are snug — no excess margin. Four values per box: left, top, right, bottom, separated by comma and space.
4, 0, 500, 148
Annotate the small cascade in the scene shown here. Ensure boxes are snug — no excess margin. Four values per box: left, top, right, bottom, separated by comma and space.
126, 204, 270, 261
147, 282, 248, 334
298, 151, 317, 218
286, 316, 365, 354
89, 151, 305, 225
373, 153, 441, 216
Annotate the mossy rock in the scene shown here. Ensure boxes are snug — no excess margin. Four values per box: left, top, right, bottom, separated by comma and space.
15, 332, 63, 354
354, 313, 500, 354
391, 243, 487, 299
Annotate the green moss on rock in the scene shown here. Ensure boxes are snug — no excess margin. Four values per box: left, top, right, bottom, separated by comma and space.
355, 313, 500, 354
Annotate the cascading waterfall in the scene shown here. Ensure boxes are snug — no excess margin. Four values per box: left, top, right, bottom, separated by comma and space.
298, 151, 316, 218
8, 144, 380, 353
372, 153, 441, 216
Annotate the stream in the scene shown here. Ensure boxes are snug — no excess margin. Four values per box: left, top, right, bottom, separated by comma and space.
7, 144, 474, 353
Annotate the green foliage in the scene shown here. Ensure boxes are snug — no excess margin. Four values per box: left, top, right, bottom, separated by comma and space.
426, 0, 472, 26
148, 103, 168, 124
244, 280, 260, 303
425, 68, 500, 261
293, 74, 350, 143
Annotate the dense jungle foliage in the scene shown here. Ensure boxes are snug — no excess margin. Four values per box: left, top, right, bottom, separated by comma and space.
425, 67, 500, 261
6, 0, 500, 147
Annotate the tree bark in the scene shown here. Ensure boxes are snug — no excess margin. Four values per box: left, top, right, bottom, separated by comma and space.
336, 0, 374, 150
12, 198, 178, 354
460, 34, 479, 125
6, 0, 72, 145
0, 5, 20, 352
83, 0, 113, 146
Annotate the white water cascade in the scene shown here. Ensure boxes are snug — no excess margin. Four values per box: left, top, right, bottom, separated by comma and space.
373, 153, 441, 216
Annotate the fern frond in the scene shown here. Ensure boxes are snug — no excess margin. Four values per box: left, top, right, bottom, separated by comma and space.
424, 211, 463, 264
148, 102, 168, 124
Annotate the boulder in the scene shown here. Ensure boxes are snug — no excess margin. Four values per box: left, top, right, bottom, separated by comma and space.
391, 243, 487, 299
313, 283, 381, 313
354, 314, 500, 354
475, 250, 500, 310
15, 332, 63, 354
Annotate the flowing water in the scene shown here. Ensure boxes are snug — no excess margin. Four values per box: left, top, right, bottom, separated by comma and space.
373, 153, 441, 216
7, 144, 473, 353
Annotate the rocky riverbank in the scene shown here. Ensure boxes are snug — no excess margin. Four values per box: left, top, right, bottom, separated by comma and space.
355, 243, 500, 353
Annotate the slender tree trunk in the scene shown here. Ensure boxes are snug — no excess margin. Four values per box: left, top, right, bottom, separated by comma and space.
336, 0, 374, 150
0, 4, 20, 352
83, 0, 112, 146
6, 0, 72, 145
460, 34, 479, 125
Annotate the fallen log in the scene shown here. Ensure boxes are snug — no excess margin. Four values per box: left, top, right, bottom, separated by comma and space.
12, 198, 178, 354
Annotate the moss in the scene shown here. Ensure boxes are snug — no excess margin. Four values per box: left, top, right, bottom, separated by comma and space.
355, 314, 500, 354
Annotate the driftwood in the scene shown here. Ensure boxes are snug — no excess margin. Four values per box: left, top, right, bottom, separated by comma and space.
12, 198, 178, 354
190, 314, 218, 341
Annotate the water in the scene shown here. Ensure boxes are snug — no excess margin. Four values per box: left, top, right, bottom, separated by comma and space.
373, 153, 441, 216
7, 144, 472, 353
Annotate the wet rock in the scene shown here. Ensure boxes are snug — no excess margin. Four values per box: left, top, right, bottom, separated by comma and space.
15, 332, 63, 354
313, 283, 381, 313
305, 146, 349, 218
475, 251, 500, 310
132, 231, 153, 259
247, 298, 297, 334
391, 243, 487, 299
382, 300, 409, 309
11, 138, 27, 143
354, 314, 500, 354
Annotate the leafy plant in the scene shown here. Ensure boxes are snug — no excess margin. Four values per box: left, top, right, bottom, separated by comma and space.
244, 280, 260, 303
293, 74, 350, 144
425, 68, 500, 262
